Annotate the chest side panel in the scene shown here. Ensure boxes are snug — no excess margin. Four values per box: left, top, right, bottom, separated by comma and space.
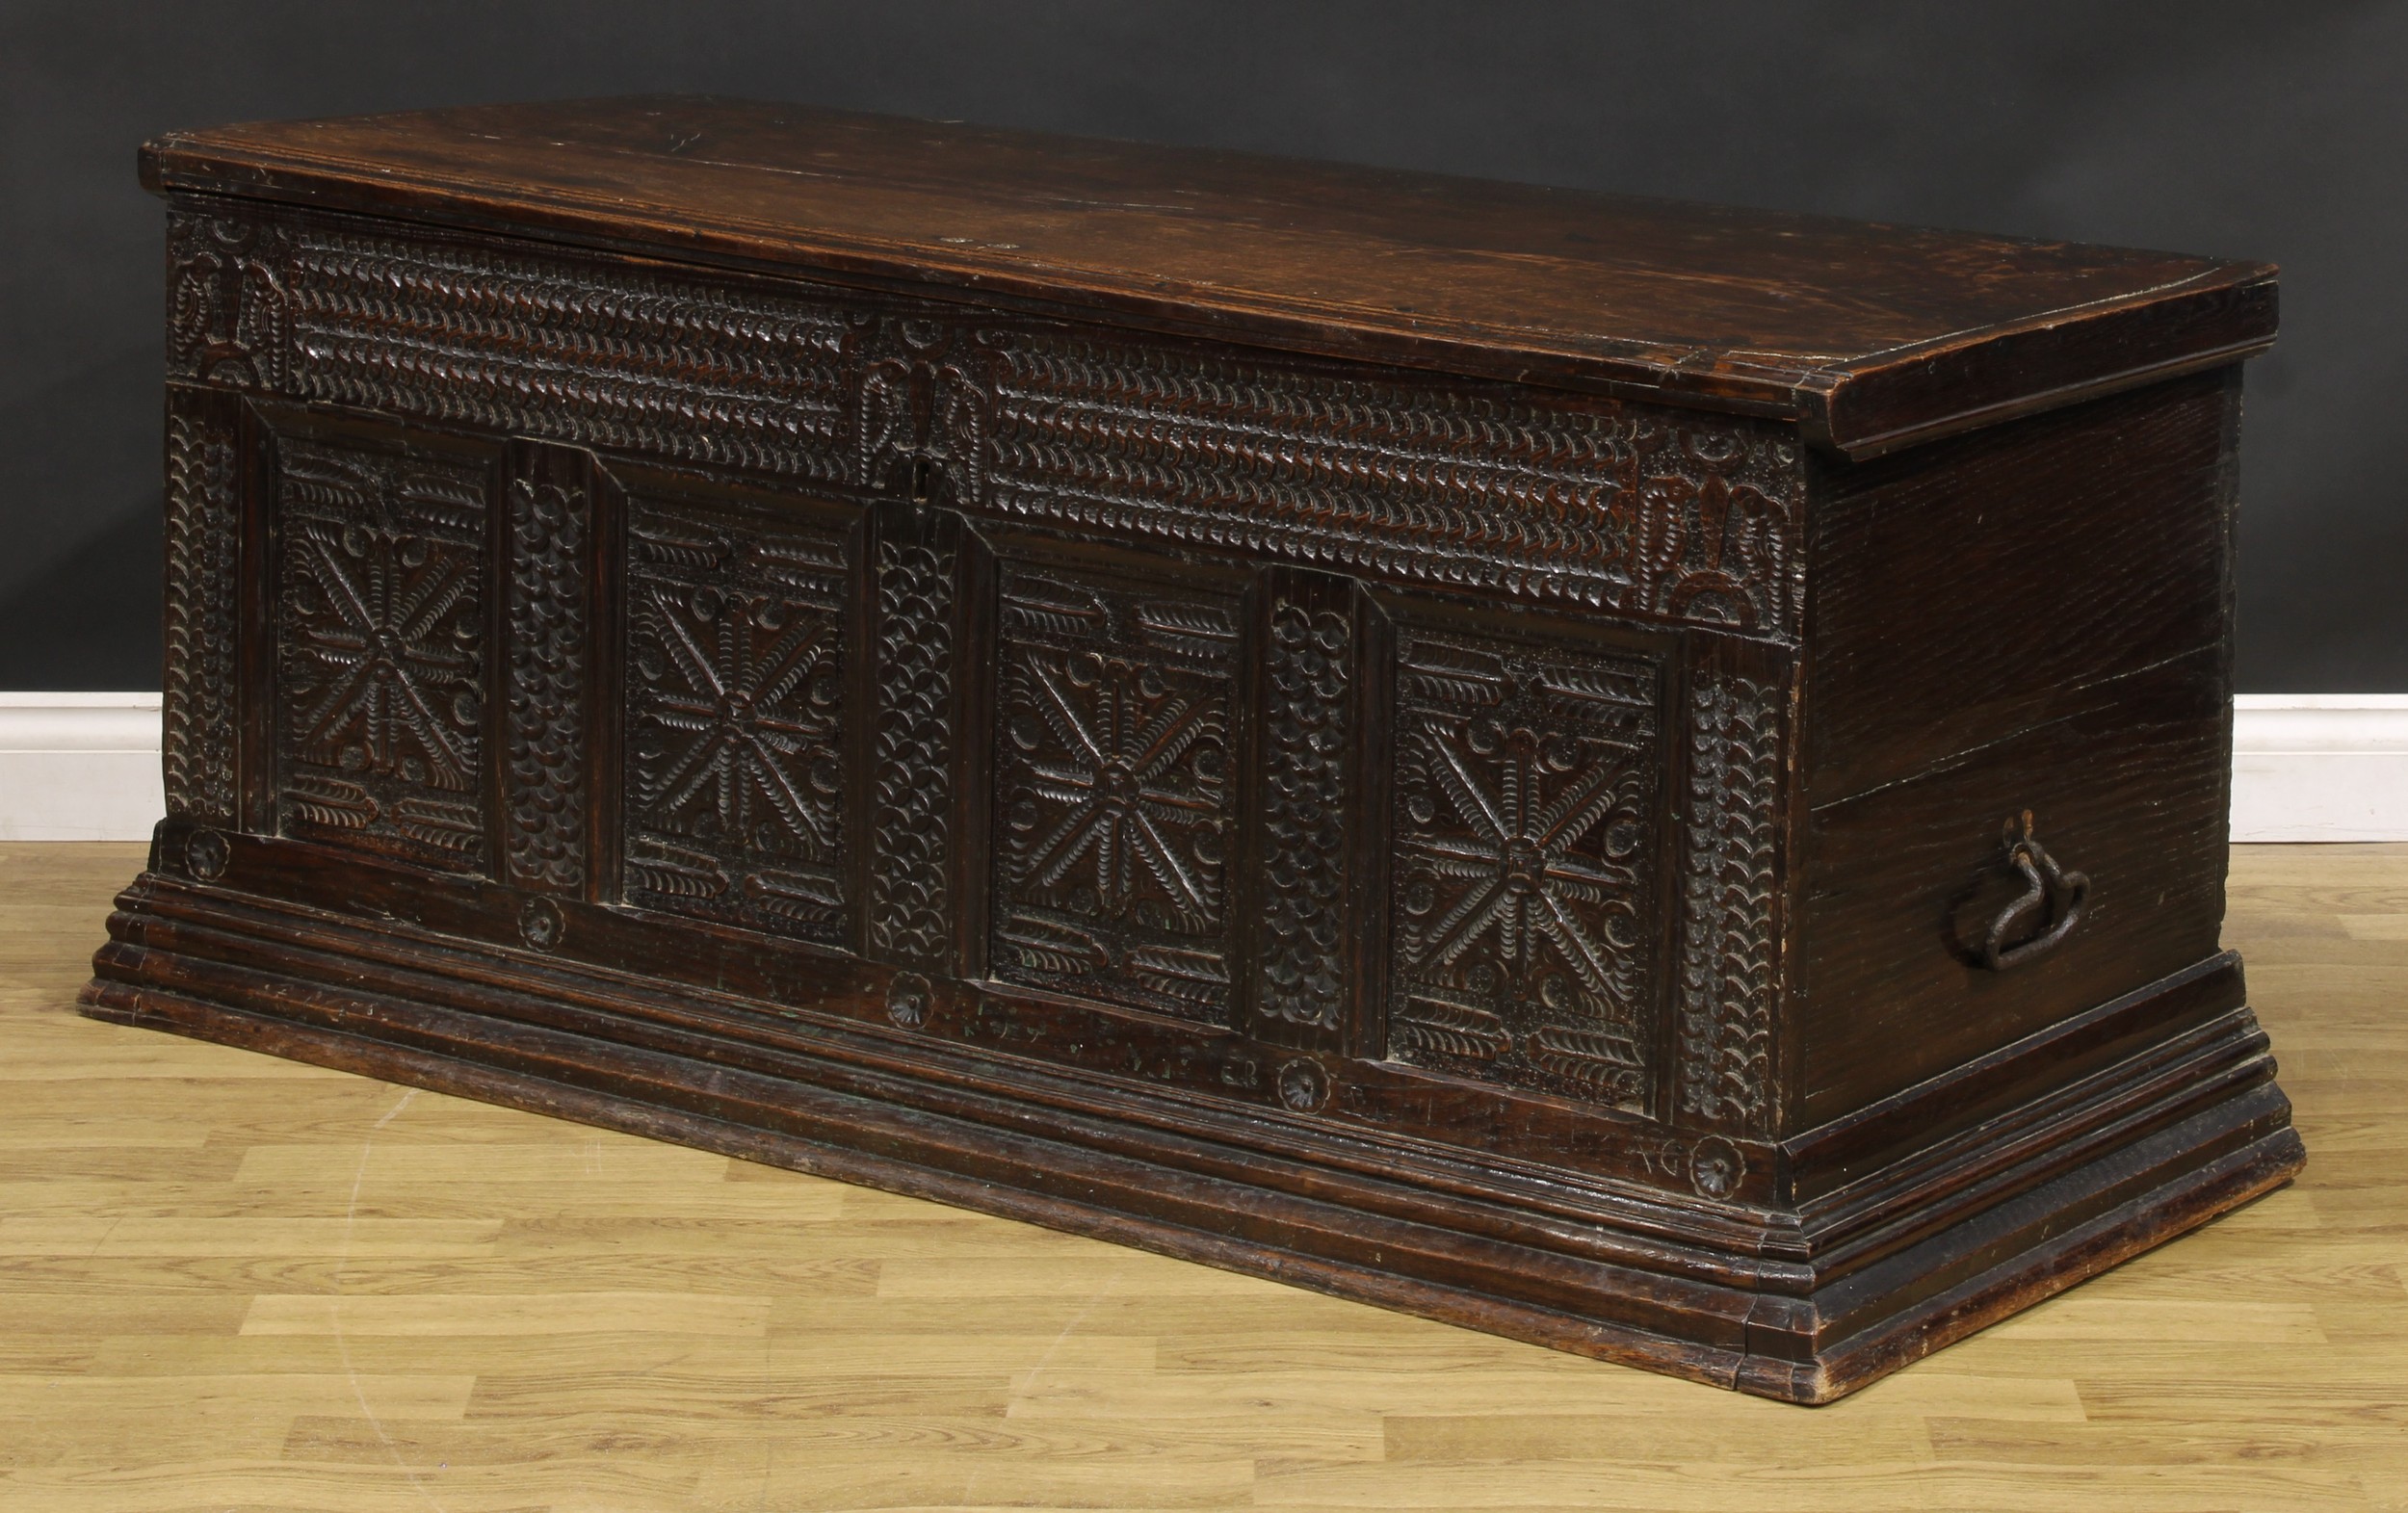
1796, 372, 2239, 1137
157, 198, 1806, 1204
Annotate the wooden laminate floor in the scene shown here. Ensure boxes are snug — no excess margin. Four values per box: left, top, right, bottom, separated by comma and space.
0, 843, 2401, 1512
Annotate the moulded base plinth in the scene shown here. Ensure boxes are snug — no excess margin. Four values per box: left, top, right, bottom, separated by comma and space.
81, 871, 2303, 1404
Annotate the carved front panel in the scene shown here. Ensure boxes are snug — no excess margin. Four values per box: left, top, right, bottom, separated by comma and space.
990, 564, 1239, 1024
1388, 629, 1661, 1109
621, 500, 852, 942
273, 430, 494, 872
173, 199, 1809, 1148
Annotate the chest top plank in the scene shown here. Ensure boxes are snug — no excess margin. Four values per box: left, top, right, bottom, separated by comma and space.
141, 93, 2274, 459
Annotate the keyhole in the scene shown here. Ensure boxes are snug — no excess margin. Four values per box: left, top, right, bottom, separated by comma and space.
908, 454, 934, 505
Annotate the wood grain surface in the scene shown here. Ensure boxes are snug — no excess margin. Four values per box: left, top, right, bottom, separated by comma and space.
5, 840, 2402, 1510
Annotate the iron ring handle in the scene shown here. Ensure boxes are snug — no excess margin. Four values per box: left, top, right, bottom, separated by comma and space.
1981, 812, 2089, 971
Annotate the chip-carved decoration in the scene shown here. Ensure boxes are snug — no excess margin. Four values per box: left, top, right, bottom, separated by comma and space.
274, 435, 491, 872
622, 503, 851, 942
277, 220, 855, 482
166, 212, 291, 390
979, 333, 1803, 640
502, 468, 591, 893
866, 515, 961, 967
1256, 593, 1354, 1031
992, 565, 1238, 1023
1677, 674, 1783, 1130
1389, 630, 1661, 1109
163, 389, 241, 825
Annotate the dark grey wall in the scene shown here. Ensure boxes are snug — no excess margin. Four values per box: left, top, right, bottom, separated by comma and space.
5, 0, 2401, 690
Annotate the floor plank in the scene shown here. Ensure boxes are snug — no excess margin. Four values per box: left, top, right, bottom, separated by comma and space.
2, 841, 2401, 1511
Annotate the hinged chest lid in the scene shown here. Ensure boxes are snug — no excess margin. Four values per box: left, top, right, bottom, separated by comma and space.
143, 94, 2275, 459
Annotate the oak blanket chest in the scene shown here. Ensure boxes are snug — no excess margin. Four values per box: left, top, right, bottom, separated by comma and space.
86, 96, 2303, 1401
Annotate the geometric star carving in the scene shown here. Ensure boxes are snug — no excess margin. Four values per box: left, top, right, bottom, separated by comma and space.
1391, 639, 1660, 1109
287, 520, 481, 791
1007, 650, 1223, 924
634, 582, 843, 860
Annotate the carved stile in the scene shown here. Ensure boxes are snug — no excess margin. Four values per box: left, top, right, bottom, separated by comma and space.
865, 507, 963, 969
1676, 674, 1783, 1131
1253, 580, 1358, 1039
162, 386, 242, 826
501, 450, 592, 894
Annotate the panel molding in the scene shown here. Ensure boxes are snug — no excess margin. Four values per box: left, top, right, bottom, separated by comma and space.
1384, 619, 1663, 1110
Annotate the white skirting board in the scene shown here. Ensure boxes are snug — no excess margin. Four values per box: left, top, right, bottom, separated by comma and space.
1, 692, 2403, 844
2229, 694, 2408, 843
0, 693, 167, 843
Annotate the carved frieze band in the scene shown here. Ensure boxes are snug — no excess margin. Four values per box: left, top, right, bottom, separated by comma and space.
982, 337, 1803, 639
166, 208, 856, 483
866, 509, 963, 968
163, 387, 242, 826
501, 456, 592, 893
1255, 588, 1355, 1033
1675, 674, 1783, 1132
167, 204, 1804, 644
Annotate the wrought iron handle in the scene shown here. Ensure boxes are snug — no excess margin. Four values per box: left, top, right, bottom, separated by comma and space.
1981, 811, 2089, 971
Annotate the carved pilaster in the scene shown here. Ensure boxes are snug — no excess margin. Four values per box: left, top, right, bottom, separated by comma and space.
1676, 674, 1783, 1131
865, 505, 969, 970
1248, 571, 1364, 1047
162, 385, 242, 826
501, 445, 594, 894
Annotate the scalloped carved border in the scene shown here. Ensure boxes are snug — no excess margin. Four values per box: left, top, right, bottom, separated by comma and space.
162, 387, 241, 826
1676, 674, 1783, 1131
